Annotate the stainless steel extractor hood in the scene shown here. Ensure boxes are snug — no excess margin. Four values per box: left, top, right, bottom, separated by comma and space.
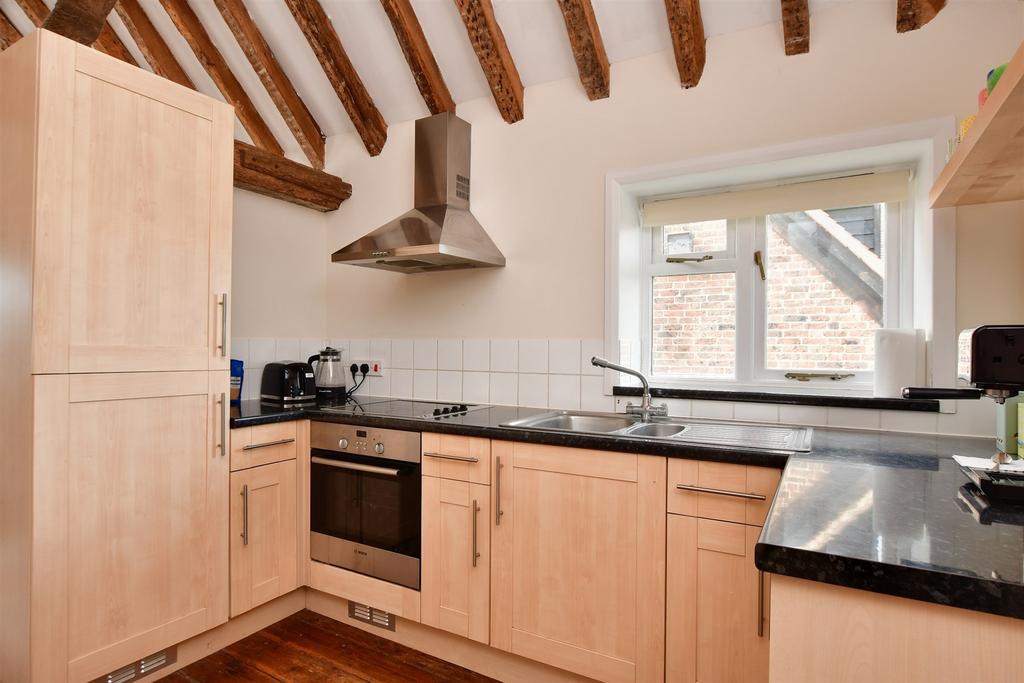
332, 113, 506, 274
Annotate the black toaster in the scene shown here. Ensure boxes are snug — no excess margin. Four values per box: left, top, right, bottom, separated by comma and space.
261, 361, 317, 404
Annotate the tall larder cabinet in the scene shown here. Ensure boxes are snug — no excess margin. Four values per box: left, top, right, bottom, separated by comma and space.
0, 31, 234, 683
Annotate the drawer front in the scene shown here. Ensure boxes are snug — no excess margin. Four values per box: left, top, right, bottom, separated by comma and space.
668, 459, 780, 525
422, 432, 491, 484
231, 421, 299, 471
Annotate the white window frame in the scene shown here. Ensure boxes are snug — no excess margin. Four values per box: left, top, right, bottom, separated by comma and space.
638, 203, 908, 391
603, 118, 958, 401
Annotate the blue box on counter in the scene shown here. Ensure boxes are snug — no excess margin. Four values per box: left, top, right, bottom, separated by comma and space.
230, 359, 243, 405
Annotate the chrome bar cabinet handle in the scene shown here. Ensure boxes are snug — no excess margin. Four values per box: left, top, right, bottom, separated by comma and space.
242, 438, 296, 451
495, 455, 504, 526
240, 484, 249, 546
423, 452, 479, 463
472, 499, 481, 568
675, 484, 766, 501
219, 393, 228, 456
218, 293, 228, 357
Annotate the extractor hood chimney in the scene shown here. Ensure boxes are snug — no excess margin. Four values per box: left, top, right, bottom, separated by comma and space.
331, 113, 506, 274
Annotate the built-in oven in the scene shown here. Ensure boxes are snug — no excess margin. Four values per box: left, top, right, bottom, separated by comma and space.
309, 422, 421, 590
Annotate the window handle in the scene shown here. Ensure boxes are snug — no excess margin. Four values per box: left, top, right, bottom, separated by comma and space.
785, 372, 855, 382
754, 250, 766, 281
666, 254, 713, 264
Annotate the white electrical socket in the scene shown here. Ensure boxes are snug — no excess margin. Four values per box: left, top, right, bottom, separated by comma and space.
351, 360, 383, 377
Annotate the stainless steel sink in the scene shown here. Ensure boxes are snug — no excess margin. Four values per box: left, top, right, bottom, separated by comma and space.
500, 410, 813, 453
504, 411, 638, 433
625, 422, 689, 438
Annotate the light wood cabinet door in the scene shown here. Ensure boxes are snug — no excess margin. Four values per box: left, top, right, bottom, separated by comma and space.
36, 370, 230, 683
30, 35, 233, 374
490, 442, 666, 683
230, 459, 299, 617
421, 475, 490, 644
666, 515, 770, 683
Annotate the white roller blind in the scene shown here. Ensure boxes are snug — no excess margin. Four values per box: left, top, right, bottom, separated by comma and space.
640, 170, 911, 227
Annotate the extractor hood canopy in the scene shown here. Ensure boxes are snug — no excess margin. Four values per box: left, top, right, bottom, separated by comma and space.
331, 113, 506, 274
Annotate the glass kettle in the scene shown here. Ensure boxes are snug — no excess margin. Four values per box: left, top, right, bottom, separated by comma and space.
307, 347, 347, 405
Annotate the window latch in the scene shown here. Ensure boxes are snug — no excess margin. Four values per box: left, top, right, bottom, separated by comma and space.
785, 372, 855, 382
754, 250, 767, 281
666, 254, 713, 264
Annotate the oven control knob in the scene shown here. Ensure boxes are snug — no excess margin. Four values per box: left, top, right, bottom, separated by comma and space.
374, 442, 385, 455
338, 438, 349, 450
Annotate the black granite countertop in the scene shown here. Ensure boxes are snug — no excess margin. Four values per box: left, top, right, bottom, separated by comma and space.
231, 398, 792, 467
755, 430, 1024, 620
233, 397, 1022, 620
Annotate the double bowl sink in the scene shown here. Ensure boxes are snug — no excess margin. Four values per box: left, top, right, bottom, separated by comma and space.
501, 410, 813, 453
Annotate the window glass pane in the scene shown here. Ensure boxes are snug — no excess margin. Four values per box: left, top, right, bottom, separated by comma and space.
765, 205, 884, 371
663, 219, 728, 255
652, 272, 736, 377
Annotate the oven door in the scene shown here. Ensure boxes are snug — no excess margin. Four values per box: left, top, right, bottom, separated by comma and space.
309, 450, 421, 589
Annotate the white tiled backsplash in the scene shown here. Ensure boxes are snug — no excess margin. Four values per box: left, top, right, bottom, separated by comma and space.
231, 337, 993, 438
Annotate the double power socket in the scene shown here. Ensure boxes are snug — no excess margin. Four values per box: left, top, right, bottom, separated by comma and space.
349, 360, 384, 377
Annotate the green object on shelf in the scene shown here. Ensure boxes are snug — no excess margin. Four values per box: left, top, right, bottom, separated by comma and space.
987, 63, 1008, 94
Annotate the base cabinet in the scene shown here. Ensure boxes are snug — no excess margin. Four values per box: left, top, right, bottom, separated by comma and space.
421, 475, 491, 643
230, 459, 299, 617
490, 441, 666, 683
666, 515, 769, 683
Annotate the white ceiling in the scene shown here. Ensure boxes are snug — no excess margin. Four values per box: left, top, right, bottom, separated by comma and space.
0, 0, 861, 160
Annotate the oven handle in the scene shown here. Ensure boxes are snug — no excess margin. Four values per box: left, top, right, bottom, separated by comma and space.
311, 456, 401, 477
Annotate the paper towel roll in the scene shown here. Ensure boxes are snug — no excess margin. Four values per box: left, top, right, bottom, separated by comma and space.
874, 329, 926, 398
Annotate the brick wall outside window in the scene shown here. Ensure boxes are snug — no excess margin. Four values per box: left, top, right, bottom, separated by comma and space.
652, 221, 880, 376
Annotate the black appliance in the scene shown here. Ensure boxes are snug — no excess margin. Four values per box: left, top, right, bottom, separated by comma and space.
309, 422, 421, 589
261, 361, 317, 405
903, 325, 1024, 404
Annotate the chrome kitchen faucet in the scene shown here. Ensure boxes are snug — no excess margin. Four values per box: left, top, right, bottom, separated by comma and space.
591, 357, 668, 422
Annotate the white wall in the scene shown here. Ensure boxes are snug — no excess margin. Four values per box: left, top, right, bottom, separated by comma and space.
231, 189, 327, 339
318, 0, 1024, 340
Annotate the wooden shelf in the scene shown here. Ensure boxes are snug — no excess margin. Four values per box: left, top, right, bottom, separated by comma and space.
930, 40, 1024, 208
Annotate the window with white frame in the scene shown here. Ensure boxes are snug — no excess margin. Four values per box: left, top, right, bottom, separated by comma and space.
636, 170, 911, 390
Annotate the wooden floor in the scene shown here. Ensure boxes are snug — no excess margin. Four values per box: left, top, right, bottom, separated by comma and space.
163, 610, 497, 682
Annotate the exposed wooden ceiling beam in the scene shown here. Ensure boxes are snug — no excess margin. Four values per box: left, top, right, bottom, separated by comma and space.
16, 0, 136, 64
379, 0, 455, 115
214, 0, 325, 169
780, 0, 809, 55
114, 0, 194, 88
234, 140, 351, 211
11, 0, 46, 25
453, 0, 524, 123
556, 0, 610, 100
663, 0, 706, 88
285, 0, 388, 156
0, 9, 22, 50
896, 0, 946, 32
159, 0, 283, 155
42, 0, 116, 44
93, 23, 138, 64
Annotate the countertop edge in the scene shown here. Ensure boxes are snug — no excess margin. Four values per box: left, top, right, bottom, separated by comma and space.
754, 542, 1024, 621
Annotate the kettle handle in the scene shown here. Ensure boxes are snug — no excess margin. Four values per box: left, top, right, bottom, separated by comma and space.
307, 354, 319, 368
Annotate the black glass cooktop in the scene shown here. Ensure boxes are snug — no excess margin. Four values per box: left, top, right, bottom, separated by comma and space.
320, 398, 489, 420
